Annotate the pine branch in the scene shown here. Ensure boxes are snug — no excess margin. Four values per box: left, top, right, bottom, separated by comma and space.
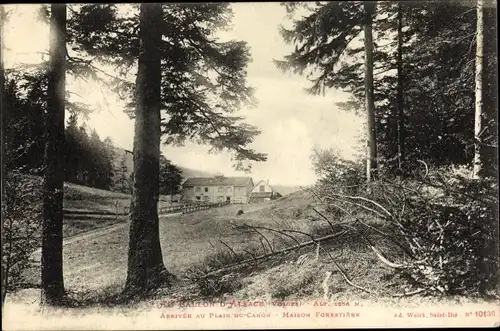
200, 230, 349, 278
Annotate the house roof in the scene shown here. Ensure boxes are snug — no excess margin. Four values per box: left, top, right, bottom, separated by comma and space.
250, 192, 273, 198
182, 176, 253, 187
252, 180, 279, 194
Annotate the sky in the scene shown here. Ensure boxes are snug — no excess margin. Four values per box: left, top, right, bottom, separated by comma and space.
3, 3, 365, 186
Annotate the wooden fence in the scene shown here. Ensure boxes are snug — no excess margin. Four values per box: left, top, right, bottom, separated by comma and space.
120, 201, 231, 216
158, 201, 230, 215
63, 201, 231, 220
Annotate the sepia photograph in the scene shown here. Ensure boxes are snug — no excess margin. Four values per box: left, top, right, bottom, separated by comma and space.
1, 1, 499, 329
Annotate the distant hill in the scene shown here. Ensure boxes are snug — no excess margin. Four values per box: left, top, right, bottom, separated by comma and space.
272, 184, 303, 196
177, 166, 215, 179
112, 147, 302, 194
112, 147, 215, 182
251, 178, 303, 196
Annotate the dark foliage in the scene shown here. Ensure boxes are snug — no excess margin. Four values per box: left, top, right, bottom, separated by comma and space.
67, 4, 267, 172
279, 1, 498, 174
312, 149, 499, 296
159, 155, 183, 196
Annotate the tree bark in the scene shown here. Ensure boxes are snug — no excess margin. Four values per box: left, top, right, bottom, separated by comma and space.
472, 0, 484, 179
481, 2, 498, 179
41, 4, 66, 304
396, 1, 405, 172
124, 4, 173, 296
1, 4, 7, 311
364, 2, 378, 183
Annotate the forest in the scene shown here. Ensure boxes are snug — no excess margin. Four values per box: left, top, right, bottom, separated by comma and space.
3, 76, 183, 193
1, 1, 498, 312
281, 0, 498, 299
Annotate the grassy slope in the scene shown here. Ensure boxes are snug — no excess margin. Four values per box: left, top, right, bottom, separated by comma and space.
64, 180, 175, 212
24, 190, 427, 300
7, 173, 192, 253
162, 190, 417, 303
8, 188, 497, 327
25, 202, 282, 291
21, 176, 180, 237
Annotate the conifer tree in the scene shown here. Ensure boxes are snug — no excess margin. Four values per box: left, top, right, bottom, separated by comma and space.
68, 4, 267, 171
67, 3, 267, 294
278, 1, 497, 174
124, 4, 173, 295
41, 3, 66, 304
363, 1, 378, 182
472, 0, 484, 179
276, 1, 378, 182
159, 155, 183, 196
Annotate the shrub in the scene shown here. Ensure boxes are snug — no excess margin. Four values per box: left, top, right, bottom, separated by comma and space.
315, 163, 499, 297
1, 172, 42, 305
190, 272, 242, 298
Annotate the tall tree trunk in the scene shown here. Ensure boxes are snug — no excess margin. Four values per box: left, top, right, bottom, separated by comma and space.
472, 0, 484, 179
42, 4, 66, 304
1, 3, 7, 311
124, 4, 173, 296
364, 2, 377, 183
396, 1, 405, 172
481, 2, 498, 179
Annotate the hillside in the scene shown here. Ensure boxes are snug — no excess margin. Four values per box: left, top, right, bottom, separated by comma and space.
19, 187, 478, 306
270, 184, 304, 196
19, 169, 306, 241
112, 148, 303, 194
112, 147, 215, 182
112, 148, 306, 197
9, 184, 495, 329
23, 189, 317, 292
178, 166, 215, 179
16, 175, 181, 238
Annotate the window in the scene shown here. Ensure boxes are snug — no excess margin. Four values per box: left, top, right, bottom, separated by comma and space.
204, 187, 209, 192
260, 185, 265, 192
196, 196, 201, 200
226, 196, 231, 202
226, 187, 232, 193
203, 196, 209, 201
195, 187, 201, 192
218, 187, 224, 192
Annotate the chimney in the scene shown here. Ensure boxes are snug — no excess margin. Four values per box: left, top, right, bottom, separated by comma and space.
266, 179, 269, 185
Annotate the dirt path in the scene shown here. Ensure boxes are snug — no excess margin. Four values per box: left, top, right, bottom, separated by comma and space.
33, 212, 184, 256
30, 203, 274, 292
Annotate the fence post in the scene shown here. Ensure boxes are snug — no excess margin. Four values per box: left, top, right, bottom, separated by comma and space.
114, 200, 117, 221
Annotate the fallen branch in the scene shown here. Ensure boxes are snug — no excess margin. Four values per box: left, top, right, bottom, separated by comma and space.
325, 196, 387, 219
417, 159, 429, 179
322, 219, 408, 269
312, 207, 339, 231
358, 232, 406, 269
200, 230, 349, 278
327, 251, 377, 295
242, 249, 258, 265
242, 223, 301, 246
250, 227, 274, 253
219, 240, 238, 259
282, 229, 317, 242
326, 193, 393, 218
391, 288, 426, 297
355, 219, 416, 259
